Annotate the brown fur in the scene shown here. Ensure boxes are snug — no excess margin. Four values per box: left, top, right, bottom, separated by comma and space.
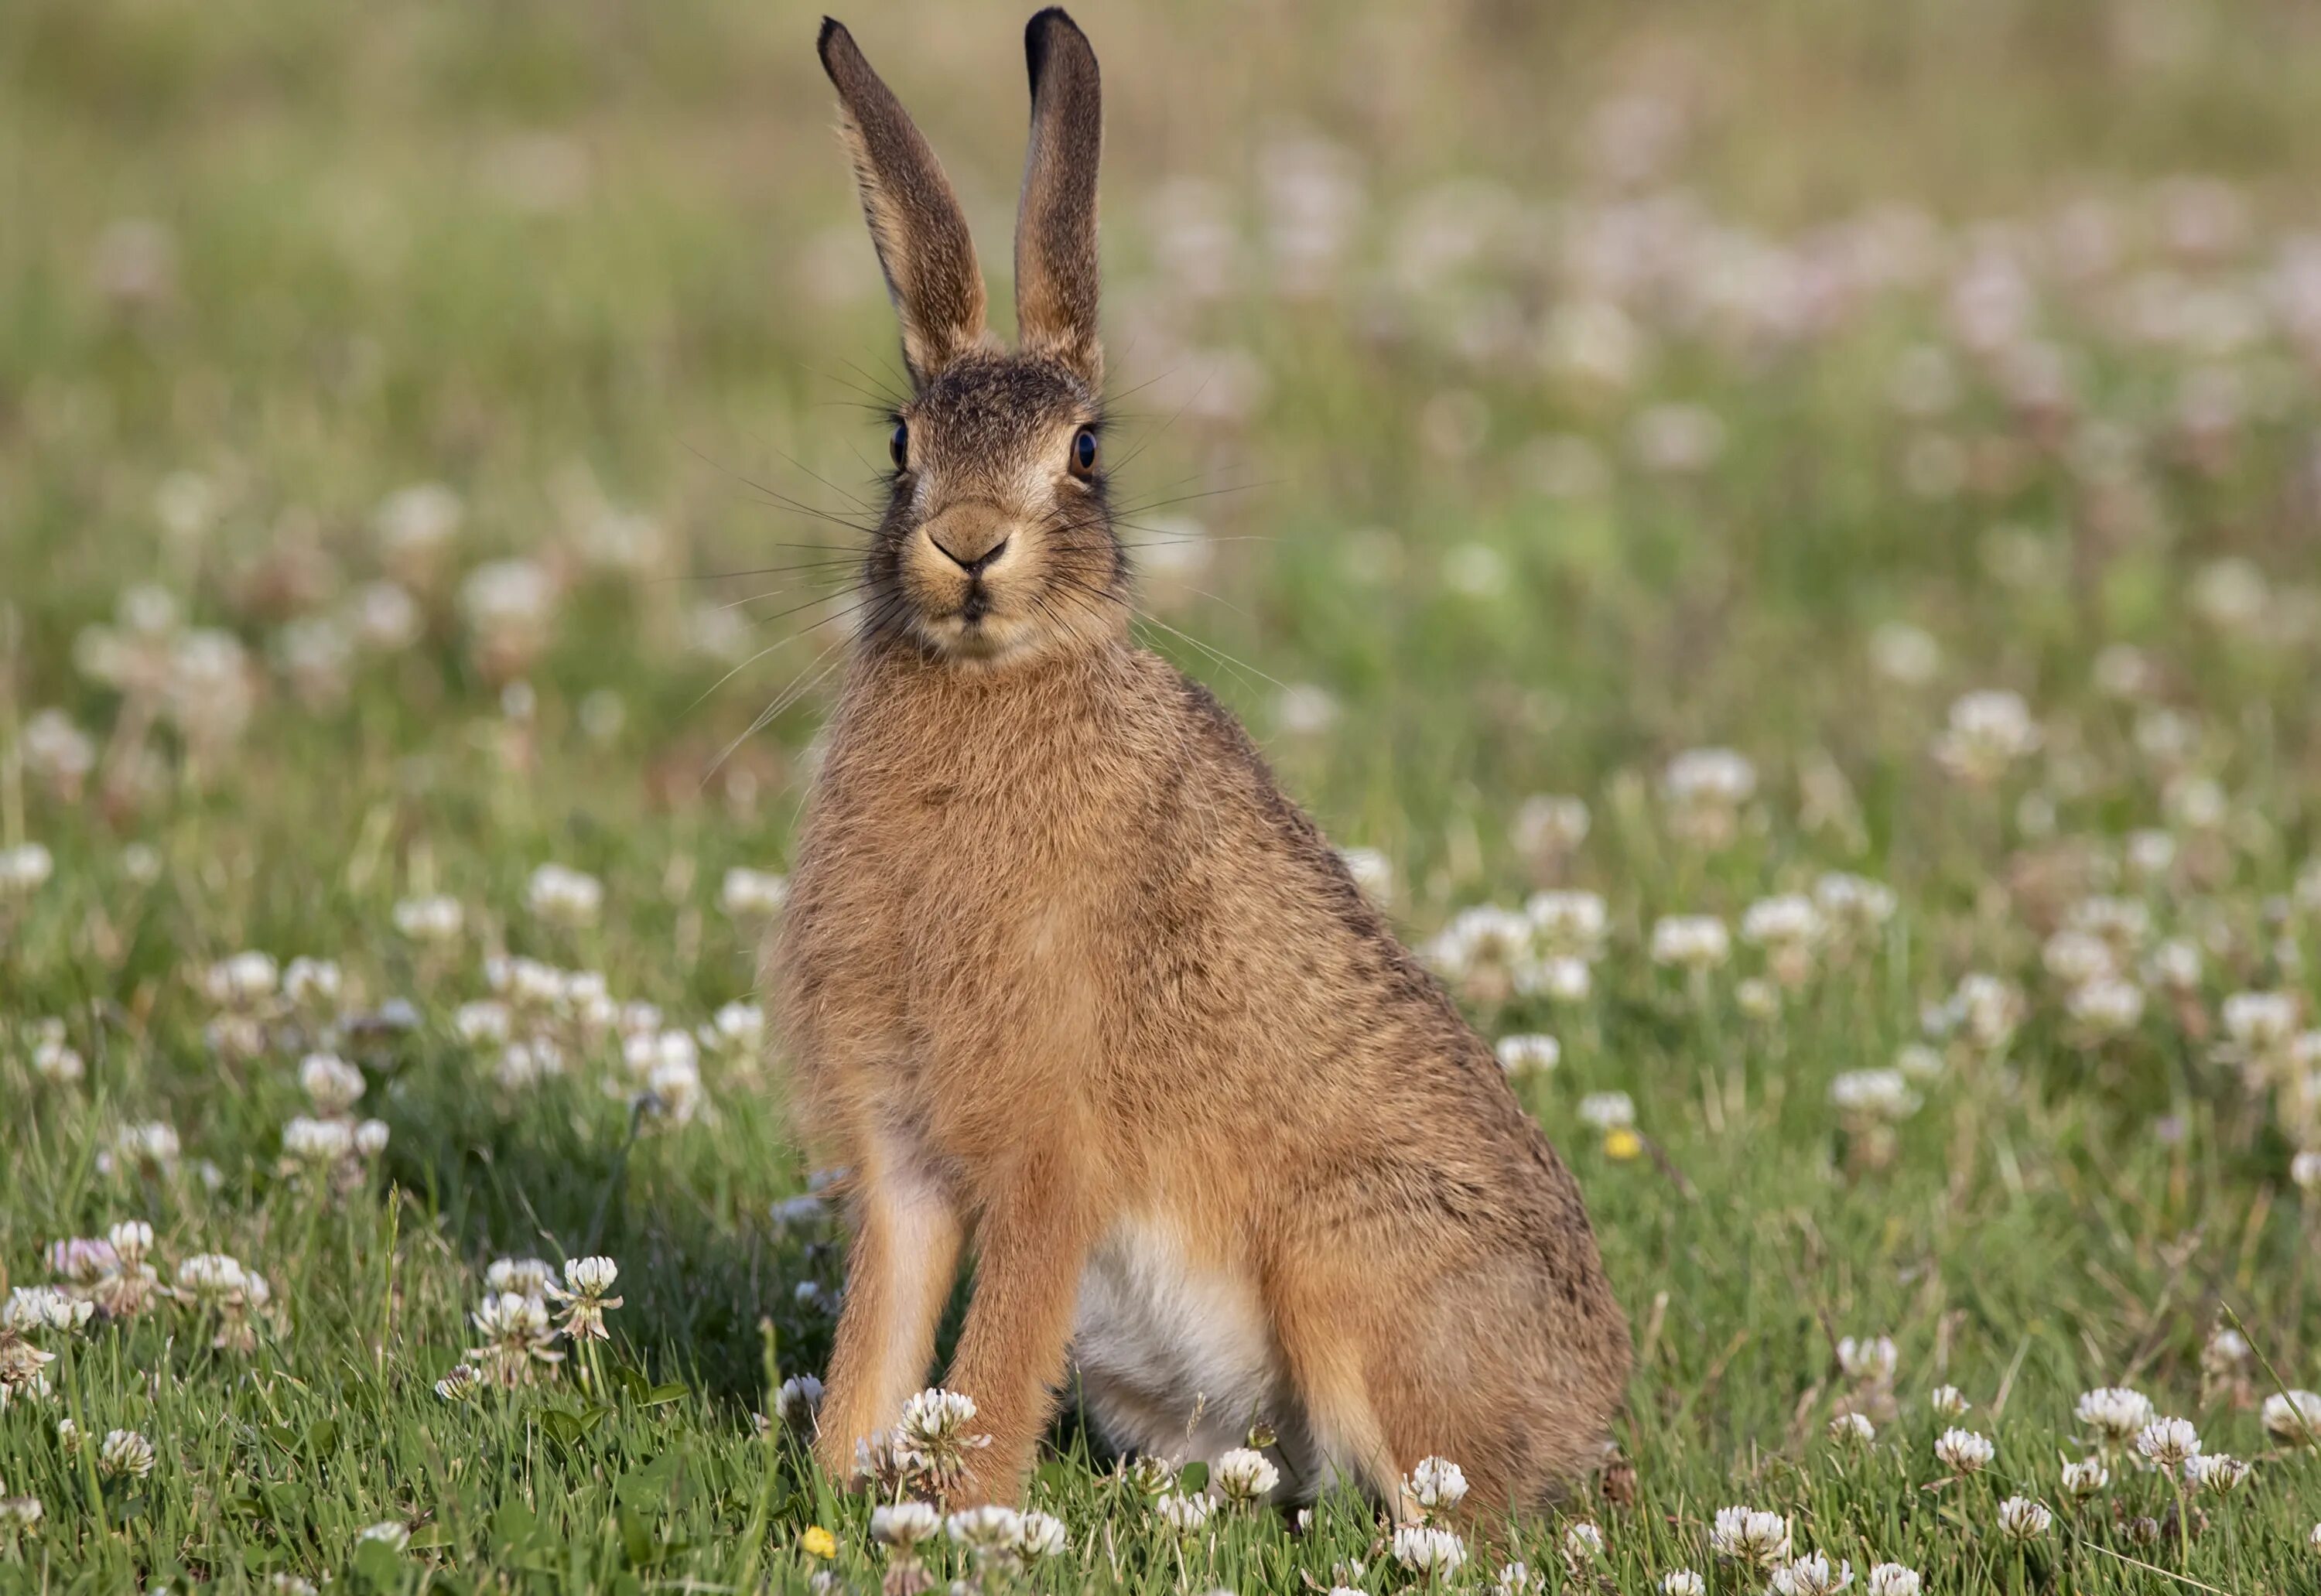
777, 10, 1630, 1517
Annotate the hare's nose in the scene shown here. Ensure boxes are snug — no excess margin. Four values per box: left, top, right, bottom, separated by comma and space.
930, 532, 1010, 576
924, 507, 1012, 575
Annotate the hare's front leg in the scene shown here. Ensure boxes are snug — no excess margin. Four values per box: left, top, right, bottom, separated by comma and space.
813, 1146, 963, 1481
941, 1146, 1102, 1505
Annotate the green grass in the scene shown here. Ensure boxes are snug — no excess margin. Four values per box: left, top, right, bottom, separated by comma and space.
5, 0, 2321, 1590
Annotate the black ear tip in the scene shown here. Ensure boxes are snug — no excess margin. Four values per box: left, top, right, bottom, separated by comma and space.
817, 16, 852, 73
1024, 8, 1092, 89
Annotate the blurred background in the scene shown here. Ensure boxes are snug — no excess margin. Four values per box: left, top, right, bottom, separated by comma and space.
5, 0, 2320, 907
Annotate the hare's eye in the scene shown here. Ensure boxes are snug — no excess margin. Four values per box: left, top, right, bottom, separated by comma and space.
1069, 427, 1099, 477
889, 422, 908, 470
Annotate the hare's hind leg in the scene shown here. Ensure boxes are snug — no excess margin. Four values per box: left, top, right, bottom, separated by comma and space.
813, 1131, 964, 1479
1265, 1258, 1419, 1519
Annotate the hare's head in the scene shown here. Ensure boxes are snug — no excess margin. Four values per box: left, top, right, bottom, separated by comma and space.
820, 10, 1124, 668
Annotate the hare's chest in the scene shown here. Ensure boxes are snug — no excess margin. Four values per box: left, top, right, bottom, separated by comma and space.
1069, 1218, 1285, 1463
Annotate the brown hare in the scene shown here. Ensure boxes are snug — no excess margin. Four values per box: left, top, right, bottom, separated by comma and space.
773, 7, 1630, 1515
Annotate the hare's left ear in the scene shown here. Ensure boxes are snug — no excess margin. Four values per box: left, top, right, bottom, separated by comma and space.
1014, 8, 1102, 388
819, 17, 990, 388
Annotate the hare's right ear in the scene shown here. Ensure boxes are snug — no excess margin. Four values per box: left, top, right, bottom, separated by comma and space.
818, 18, 988, 388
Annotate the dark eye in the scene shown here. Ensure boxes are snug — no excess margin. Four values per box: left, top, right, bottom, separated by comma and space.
1069, 427, 1099, 477
889, 422, 908, 469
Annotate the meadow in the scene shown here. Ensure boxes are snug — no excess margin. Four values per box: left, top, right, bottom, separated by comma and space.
5, 0, 2321, 1589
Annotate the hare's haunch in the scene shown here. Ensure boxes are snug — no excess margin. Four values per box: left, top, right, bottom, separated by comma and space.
773, 8, 1631, 1513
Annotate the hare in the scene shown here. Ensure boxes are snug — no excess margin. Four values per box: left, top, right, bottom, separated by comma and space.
774, 8, 1630, 1515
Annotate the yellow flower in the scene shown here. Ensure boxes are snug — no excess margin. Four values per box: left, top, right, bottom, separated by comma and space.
1603, 1127, 1643, 1161
800, 1525, 837, 1560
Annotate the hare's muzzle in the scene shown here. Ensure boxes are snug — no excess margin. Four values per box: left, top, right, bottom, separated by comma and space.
921, 502, 1013, 575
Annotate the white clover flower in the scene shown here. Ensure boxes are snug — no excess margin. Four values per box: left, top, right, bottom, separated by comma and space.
1735, 977, 1779, 1020
357, 1522, 411, 1550
354, 1119, 390, 1158
1813, 873, 1897, 934
2076, 1386, 2155, 1447
870, 1499, 941, 1550
1710, 1506, 1791, 1567
2042, 930, 2116, 986
29, 1030, 84, 1085
1213, 1447, 1280, 1505
2067, 978, 2146, 1037
1338, 847, 1395, 906
282, 1116, 355, 1165
2185, 1454, 2249, 1494
1929, 1385, 1969, 1417
1511, 795, 1591, 860
0, 843, 54, 898
1494, 1034, 1561, 1077
709, 1000, 764, 1051
1829, 1071, 1917, 1122
2201, 1326, 2251, 1374
2060, 1457, 2109, 1497
113, 1120, 182, 1171
484, 1257, 555, 1300
1994, 1497, 2052, 1542
202, 951, 279, 1008
2309, 1522, 2320, 1554
281, 957, 343, 1010
894, 1388, 990, 1482
433, 1363, 483, 1403
1407, 1454, 1468, 1517
1153, 1491, 1213, 1533
298, 1053, 365, 1115
771, 1373, 823, 1429
175, 1253, 248, 1299
1934, 1427, 1994, 1475
1948, 974, 2025, 1049
391, 896, 464, 944
1560, 1521, 1605, 1562
1663, 748, 1756, 846
526, 863, 603, 928
374, 482, 464, 567
1837, 1335, 1898, 1384
467, 1291, 562, 1386
2224, 991, 2299, 1051
1651, 914, 1731, 971
1526, 890, 1608, 959
1933, 689, 2041, 784
2294, 1151, 2321, 1194
1660, 1572, 1707, 1596
1015, 1509, 1068, 1558
97, 1428, 156, 1480
2261, 1389, 2321, 1446
2134, 1417, 2201, 1470
1742, 896, 1824, 949
1769, 1553, 1853, 1595
105, 1220, 152, 1264
1494, 1561, 1543, 1596
1578, 1092, 1636, 1130
1390, 1524, 1467, 1576
0, 1495, 43, 1533
946, 1504, 1026, 1560
1865, 1564, 1921, 1596
1827, 1412, 1875, 1446
718, 867, 790, 919
1424, 904, 1533, 986
22, 709, 97, 795
4, 1287, 92, 1345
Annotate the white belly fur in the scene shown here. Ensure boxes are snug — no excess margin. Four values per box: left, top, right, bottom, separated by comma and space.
1069, 1218, 1325, 1495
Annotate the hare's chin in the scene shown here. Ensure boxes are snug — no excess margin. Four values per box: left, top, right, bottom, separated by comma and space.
911, 609, 1037, 666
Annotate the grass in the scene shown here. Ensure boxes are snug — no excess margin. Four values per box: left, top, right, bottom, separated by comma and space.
5, 0, 2321, 1590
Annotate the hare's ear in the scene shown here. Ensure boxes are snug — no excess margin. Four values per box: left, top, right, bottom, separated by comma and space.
1013, 8, 1102, 388
818, 18, 988, 388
